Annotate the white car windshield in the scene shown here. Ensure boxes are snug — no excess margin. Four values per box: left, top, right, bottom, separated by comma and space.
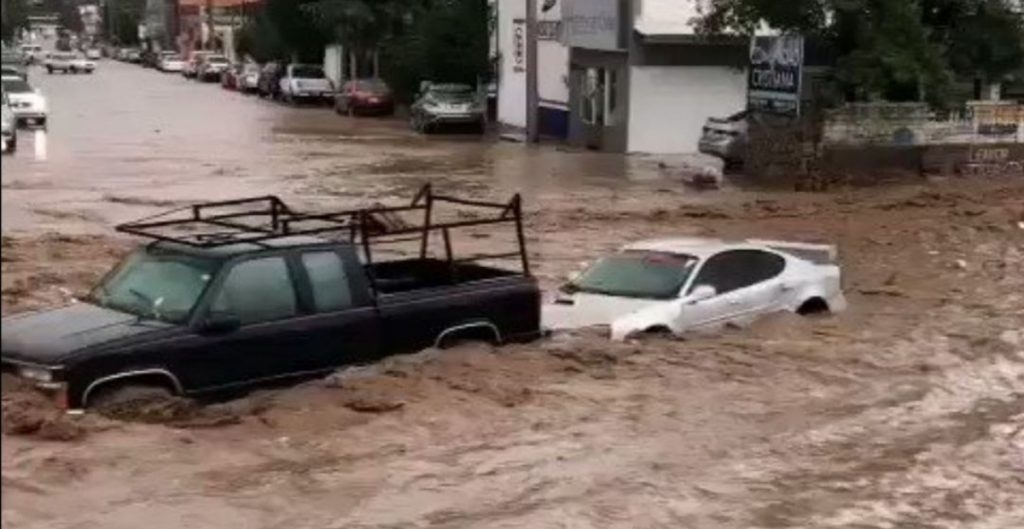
565, 251, 699, 300
1, 79, 32, 93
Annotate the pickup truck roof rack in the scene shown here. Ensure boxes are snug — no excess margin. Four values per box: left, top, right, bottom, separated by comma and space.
115, 184, 531, 275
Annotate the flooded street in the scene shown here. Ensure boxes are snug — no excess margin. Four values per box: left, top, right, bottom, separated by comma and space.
3, 59, 1024, 529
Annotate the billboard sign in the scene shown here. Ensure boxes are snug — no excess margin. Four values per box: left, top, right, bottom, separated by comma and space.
563, 0, 620, 51
748, 35, 804, 117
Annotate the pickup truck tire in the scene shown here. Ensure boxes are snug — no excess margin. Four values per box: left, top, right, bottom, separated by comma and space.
89, 383, 189, 422
437, 325, 501, 349
46, 66, 53, 74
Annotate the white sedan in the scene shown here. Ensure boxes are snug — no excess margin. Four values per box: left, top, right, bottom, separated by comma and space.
44, 52, 96, 74
1, 76, 47, 129
543, 237, 847, 341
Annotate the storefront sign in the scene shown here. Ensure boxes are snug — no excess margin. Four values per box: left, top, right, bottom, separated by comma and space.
563, 0, 620, 51
748, 35, 804, 117
512, 18, 526, 73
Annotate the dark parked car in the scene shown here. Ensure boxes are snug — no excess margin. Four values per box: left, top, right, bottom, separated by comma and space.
0, 186, 540, 411
256, 62, 285, 99
335, 78, 395, 116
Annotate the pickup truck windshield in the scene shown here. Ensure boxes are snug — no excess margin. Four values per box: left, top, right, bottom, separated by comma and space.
565, 251, 698, 300
90, 248, 220, 323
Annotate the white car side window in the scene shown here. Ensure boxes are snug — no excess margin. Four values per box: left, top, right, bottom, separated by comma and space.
690, 250, 786, 296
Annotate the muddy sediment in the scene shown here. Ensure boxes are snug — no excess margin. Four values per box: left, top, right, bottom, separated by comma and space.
2, 177, 1022, 528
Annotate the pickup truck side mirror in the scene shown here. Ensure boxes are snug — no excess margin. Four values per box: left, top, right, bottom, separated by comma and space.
199, 311, 241, 334
688, 284, 717, 304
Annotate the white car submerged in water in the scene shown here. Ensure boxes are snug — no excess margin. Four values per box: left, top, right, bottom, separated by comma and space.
543, 237, 847, 341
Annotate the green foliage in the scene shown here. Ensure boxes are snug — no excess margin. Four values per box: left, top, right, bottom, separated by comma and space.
251, 0, 489, 103
2, 0, 30, 43
109, 0, 147, 46
697, 0, 1024, 107
380, 0, 490, 102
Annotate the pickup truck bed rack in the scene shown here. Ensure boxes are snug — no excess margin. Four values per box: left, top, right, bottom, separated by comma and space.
115, 185, 531, 275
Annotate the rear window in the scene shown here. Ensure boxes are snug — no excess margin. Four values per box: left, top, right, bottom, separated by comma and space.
566, 251, 698, 300
292, 65, 325, 78
2, 79, 31, 93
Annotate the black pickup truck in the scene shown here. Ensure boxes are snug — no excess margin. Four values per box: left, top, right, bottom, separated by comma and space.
1, 186, 541, 410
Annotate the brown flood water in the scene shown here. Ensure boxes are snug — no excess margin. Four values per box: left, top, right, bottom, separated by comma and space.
2, 60, 1024, 529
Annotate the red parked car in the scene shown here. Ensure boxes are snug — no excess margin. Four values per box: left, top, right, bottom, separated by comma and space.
221, 63, 243, 90
333, 78, 395, 116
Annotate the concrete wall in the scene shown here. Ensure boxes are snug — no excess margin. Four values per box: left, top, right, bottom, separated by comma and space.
626, 65, 746, 153
496, 0, 527, 130
497, 0, 570, 136
324, 44, 344, 89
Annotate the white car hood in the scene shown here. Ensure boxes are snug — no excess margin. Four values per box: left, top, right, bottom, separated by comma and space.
542, 291, 664, 331
7, 92, 45, 108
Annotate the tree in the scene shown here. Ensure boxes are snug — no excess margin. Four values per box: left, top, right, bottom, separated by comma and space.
2, 0, 30, 43
697, 0, 1024, 106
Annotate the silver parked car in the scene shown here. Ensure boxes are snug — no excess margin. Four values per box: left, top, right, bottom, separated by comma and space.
409, 82, 486, 134
698, 110, 749, 167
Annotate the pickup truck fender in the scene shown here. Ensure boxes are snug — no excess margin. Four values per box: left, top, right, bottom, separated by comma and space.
434, 321, 502, 348
80, 368, 184, 407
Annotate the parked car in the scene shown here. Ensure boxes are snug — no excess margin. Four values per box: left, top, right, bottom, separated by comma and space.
123, 48, 142, 63
698, 110, 749, 167
19, 43, 43, 64
182, 51, 212, 79
1, 64, 27, 80
256, 61, 284, 99
157, 52, 185, 72
2, 51, 29, 80
197, 54, 230, 82
543, 238, 846, 341
335, 78, 395, 116
84, 47, 102, 60
410, 82, 486, 133
0, 186, 541, 412
221, 63, 247, 89
277, 64, 334, 104
44, 52, 96, 74
236, 63, 262, 93
1, 76, 47, 129
1, 91, 15, 153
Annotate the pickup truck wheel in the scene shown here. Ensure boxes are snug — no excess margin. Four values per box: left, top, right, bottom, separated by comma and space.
89, 384, 191, 422
46, 67, 53, 74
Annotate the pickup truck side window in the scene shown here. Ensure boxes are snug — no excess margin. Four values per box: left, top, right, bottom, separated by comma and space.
691, 250, 786, 295
301, 251, 353, 312
212, 257, 297, 325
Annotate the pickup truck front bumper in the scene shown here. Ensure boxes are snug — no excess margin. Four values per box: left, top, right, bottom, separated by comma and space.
0, 358, 70, 409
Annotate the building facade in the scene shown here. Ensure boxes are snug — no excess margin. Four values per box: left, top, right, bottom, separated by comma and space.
495, 0, 570, 140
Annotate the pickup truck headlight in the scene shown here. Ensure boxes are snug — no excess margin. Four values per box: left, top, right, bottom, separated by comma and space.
19, 367, 52, 382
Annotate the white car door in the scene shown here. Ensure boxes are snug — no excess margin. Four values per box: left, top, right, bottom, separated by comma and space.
679, 249, 789, 331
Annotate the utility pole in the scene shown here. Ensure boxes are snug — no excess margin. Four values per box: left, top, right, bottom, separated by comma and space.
205, 0, 213, 50
525, 0, 539, 143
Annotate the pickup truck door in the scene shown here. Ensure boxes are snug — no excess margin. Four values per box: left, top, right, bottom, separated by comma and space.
286, 248, 381, 369
169, 254, 316, 391
681, 249, 788, 331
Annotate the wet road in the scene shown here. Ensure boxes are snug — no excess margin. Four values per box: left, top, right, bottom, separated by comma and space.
1, 58, 683, 234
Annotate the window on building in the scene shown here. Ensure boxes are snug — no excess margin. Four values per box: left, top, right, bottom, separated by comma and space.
581, 68, 618, 127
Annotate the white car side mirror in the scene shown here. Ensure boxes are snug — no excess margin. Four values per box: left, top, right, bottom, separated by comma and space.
688, 284, 717, 304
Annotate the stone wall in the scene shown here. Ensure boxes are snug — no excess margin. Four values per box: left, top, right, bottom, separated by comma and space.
746, 102, 1024, 189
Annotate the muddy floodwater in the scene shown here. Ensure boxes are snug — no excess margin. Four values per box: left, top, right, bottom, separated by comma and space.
2, 60, 1024, 529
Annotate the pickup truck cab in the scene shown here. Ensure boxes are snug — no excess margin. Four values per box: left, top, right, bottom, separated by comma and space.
45, 52, 96, 74
2, 188, 540, 411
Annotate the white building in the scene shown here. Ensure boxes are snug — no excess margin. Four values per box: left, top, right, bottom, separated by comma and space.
495, 0, 570, 139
